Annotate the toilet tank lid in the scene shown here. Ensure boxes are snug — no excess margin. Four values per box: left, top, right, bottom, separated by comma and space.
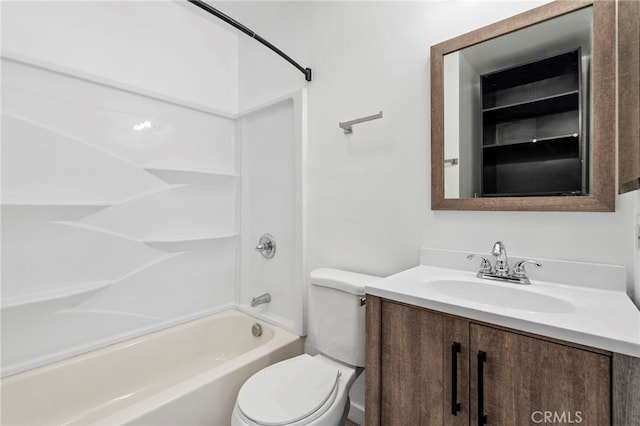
310, 268, 381, 295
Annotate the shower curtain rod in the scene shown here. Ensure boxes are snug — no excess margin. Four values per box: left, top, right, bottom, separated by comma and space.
187, 0, 313, 82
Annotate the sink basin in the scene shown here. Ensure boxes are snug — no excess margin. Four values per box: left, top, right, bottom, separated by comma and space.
425, 279, 575, 313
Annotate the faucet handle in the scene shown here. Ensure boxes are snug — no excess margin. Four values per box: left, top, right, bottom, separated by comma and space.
255, 234, 276, 259
467, 254, 493, 273
512, 260, 542, 278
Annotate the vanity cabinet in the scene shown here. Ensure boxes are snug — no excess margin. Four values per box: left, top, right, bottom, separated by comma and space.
375, 300, 470, 424
366, 296, 611, 426
469, 323, 610, 426
481, 49, 586, 197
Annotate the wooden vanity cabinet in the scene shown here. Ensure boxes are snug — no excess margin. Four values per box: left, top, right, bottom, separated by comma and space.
366, 296, 611, 426
376, 300, 471, 424
377, 300, 445, 424
469, 323, 610, 426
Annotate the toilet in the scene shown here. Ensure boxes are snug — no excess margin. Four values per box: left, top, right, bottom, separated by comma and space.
231, 268, 380, 426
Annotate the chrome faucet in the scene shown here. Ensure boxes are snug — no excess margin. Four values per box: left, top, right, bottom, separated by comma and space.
491, 241, 509, 276
251, 293, 271, 307
467, 241, 542, 285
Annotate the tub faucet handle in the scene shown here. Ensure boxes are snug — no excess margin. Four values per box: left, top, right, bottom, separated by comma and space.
255, 234, 276, 259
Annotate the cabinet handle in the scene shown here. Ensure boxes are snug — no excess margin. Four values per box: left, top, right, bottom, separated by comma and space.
451, 342, 461, 415
477, 351, 487, 425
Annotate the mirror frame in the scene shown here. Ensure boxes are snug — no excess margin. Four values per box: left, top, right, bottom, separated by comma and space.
618, 0, 640, 194
431, 0, 615, 211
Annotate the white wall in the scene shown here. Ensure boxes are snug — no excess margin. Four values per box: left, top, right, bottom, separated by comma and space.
458, 51, 482, 198
236, 0, 639, 307
1, 0, 238, 112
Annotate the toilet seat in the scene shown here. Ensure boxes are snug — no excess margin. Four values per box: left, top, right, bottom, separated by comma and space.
236, 354, 341, 425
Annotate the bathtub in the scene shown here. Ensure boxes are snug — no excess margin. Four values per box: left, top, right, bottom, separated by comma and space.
1, 309, 304, 425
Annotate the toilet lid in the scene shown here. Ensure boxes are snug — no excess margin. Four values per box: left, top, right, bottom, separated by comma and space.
237, 354, 340, 425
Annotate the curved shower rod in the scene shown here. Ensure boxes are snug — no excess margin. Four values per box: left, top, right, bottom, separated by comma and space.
187, 0, 313, 82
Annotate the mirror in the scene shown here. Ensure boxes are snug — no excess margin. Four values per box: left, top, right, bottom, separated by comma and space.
431, 1, 615, 211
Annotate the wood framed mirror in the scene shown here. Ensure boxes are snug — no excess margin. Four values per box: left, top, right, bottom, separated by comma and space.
431, 0, 615, 211
618, 0, 640, 194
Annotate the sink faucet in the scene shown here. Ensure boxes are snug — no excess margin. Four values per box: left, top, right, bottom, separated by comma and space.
468, 241, 542, 285
492, 241, 509, 276
251, 293, 271, 307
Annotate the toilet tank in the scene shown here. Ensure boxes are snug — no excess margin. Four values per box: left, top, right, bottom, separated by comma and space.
309, 268, 381, 367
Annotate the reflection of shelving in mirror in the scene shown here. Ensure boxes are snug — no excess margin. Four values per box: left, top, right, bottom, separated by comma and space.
482, 133, 579, 150
482, 50, 580, 109
481, 49, 585, 197
483, 136, 583, 197
483, 94, 579, 146
483, 90, 579, 114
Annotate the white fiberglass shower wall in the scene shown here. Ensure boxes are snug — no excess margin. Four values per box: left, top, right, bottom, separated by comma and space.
1, 1, 305, 377
1, 56, 238, 375
237, 93, 306, 336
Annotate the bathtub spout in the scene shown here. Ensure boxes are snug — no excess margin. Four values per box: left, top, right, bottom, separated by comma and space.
250, 293, 271, 307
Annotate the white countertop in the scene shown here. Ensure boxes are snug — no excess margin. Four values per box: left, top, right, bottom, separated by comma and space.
365, 250, 640, 358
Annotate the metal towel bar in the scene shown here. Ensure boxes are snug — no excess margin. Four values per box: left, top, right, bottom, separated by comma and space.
445, 158, 459, 165
339, 111, 383, 134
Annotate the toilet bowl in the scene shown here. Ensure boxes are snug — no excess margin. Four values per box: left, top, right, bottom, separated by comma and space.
231, 354, 356, 425
231, 268, 381, 426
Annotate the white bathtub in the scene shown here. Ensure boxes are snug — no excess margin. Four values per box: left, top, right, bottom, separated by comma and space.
1, 310, 304, 426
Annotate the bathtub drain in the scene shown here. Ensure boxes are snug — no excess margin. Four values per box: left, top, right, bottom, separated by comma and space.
252, 323, 263, 337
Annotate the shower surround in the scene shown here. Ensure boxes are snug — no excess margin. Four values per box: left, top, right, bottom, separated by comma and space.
1, 55, 239, 375
1, 1, 306, 376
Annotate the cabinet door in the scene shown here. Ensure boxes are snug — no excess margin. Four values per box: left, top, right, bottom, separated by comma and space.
380, 300, 445, 425
470, 324, 610, 426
